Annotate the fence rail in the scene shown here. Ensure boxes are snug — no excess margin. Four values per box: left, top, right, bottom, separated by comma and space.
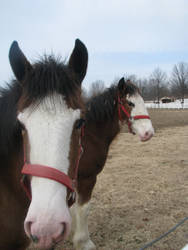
145, 101, 188, 109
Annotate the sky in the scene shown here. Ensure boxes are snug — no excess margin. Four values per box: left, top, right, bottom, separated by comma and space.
1, 0, 188, 90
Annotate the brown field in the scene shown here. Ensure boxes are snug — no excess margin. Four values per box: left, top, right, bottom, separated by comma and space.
29, 109, 188, 250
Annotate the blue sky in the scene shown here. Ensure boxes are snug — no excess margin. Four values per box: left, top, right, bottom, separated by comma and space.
1, 0, 188, 89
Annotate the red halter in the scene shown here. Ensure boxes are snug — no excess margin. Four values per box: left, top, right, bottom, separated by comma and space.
118, 94, 150, 134
20, 123, 84, 207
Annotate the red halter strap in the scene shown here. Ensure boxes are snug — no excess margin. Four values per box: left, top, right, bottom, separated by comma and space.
20, 124, 84, 206
118, 94, 150, 133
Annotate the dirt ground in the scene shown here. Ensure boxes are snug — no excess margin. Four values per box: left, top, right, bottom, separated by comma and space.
29, 109, 188, 250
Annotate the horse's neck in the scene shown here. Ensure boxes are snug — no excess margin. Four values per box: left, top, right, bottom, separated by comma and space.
86, 112, 120, 146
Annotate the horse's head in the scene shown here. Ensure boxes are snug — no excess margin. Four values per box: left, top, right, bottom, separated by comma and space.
9, 39, 88, 249
118, 78, 154, 141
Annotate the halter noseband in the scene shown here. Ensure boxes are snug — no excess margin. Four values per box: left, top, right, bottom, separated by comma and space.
21, 121, 85, 207
118, 94, 150, 134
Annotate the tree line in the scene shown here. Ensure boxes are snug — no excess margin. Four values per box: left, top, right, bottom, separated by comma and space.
88, 62, 188, 103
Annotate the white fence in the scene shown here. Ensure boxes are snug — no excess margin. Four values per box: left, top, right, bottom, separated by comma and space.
145, 99, 188, 109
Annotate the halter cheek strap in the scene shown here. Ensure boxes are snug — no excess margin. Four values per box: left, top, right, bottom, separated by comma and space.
21, 124, 84, 207
118, 94, 150, 133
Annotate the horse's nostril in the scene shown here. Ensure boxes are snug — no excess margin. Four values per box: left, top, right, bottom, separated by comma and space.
53, 222, 66, 244
145, 131, 149, 137
61, 223, 66, 236
25, 221, 40, 244
31, 234, 39, 243
24, 221, 33, 238
140, 130, 153, 142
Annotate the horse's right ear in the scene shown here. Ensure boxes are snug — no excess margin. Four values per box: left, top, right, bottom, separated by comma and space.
68, 39, 88, 84
118, 77, 126, 93
9, 41, 32, 82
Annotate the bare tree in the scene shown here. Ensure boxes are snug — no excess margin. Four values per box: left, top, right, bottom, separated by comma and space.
137, 78, 149, 99
123, 74, 145, 95
81, 86, 88, 102
150, 68, 167, 103
124, 74, 137, 83
88, 80, 105, 97
170, 62, 188, 105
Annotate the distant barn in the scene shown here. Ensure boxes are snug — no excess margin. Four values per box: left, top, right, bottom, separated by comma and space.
161, 97, 175, 103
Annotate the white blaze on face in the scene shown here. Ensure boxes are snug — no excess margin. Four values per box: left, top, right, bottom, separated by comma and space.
127, 93, 154, 141
18, 94, 80, 249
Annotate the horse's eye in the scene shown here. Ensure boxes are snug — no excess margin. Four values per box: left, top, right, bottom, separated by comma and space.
17, 120, 26, 136
127, 101, 135, 107
17, 120, 25, 130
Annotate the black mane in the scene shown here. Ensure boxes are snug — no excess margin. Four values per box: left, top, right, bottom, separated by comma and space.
21, 56, 81, 108
0, 82, 22, 155
85, 80, 138, 122
0, 56, 81, 156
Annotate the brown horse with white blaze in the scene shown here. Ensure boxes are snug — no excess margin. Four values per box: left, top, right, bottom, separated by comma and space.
71, 78, 154, 250
0, 39, 88, 250
0, 41, 153, 250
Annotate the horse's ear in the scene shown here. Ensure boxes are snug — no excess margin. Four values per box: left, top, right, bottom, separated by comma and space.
68, 39, 88, 84
118, 77, 126, 93
9, 41, 32, 82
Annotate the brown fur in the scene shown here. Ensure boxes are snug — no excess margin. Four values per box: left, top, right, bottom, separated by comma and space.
76, 113, 121, 204
0, 39, 88, 249
0, 149, 30, 250
76, 80, 136, 205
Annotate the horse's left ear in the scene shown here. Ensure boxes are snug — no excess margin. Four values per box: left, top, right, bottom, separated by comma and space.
68, 39, 88, 84
118, 77, 126, 93
9, 41, 32, 83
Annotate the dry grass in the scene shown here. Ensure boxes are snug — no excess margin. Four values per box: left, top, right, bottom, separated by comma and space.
148, 109, 188, 130
28, 109, 188, 250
